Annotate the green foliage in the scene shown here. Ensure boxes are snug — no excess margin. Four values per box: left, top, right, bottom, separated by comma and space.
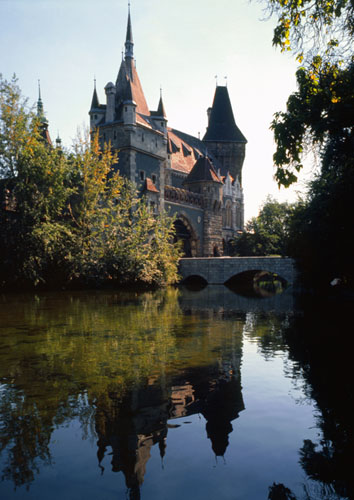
272, 59, 354, 186
263, 1, 354, 286
232, 196, 296, 256
266, 0, 353, 63
0, 75, 180, 288
286, 127, 354, 285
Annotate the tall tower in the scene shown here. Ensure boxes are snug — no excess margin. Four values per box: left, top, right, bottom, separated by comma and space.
203, 86, 247, 183
183, 156, 224, 257
88, 5, 166, 209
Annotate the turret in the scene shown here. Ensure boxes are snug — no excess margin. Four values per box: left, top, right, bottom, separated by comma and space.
123, 98, 137, 126
150, 90, 167, 136
203, 86, 247, 182
183, 156, 223, 256
89, 79, 105, 129
105, 82, 116, 122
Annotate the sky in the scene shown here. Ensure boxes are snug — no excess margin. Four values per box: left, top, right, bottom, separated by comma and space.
0, 0, 313, 220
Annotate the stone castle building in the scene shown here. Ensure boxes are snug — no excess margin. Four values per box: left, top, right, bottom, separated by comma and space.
89, 8, 247, 257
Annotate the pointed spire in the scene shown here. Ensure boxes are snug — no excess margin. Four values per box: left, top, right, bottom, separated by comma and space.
56, 132, 62, 148
35, 81, 52, 146
37, 79, 44, 117
157, 86, 166, 118
125, 2, 134, 59
90, 78, 100, 109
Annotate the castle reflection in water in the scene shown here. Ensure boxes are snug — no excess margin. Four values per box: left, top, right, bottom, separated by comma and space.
95, 348, 244, 499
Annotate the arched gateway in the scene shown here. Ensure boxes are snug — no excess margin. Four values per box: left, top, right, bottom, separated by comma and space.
173, 216, 199, 257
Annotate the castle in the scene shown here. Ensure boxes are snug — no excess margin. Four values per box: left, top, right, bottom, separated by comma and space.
89, 8, 247, 257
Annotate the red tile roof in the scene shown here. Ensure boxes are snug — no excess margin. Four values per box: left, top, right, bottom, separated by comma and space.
145, 178, 159, 193
167, 129, 198, 174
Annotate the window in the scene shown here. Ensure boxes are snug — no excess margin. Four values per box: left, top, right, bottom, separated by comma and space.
125, 107, 127, 112
142, 133, 144, 142
152, 174, 157, 184
225, 200, 232, 227
140, 170, 145, 181
113, 130, 116, 140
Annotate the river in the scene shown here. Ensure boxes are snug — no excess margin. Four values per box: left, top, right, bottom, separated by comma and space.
0, 286, 353, 499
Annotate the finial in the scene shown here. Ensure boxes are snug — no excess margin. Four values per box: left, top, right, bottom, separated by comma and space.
94, 76, 96, 89
160, 85, 162, 98
215, 75, 218, 87
38, 79, 42, 100
224, 76, 228, 87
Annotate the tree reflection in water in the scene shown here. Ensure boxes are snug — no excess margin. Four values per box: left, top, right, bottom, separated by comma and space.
0, 288, 353, 499
0, 288, 244, 495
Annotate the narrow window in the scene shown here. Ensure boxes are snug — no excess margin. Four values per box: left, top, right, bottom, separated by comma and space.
140, 171, 145, 181
152, 174, 157, 184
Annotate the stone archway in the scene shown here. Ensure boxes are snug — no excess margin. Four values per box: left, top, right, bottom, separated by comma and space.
173, 215, 199, 257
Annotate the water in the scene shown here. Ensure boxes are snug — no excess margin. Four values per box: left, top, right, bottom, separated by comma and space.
0, 286, 352, 499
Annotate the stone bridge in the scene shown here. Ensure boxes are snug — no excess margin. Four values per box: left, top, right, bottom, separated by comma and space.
178, 257, 297, 285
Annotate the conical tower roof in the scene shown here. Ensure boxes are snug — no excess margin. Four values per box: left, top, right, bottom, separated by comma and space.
203, 86, 247, 143
156, 95, 166, 118
90, 81, 100, 110
184, 156, 222, 184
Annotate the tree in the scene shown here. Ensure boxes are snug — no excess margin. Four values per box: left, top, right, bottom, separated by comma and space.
232, 196, 296, 256
262, 0, 354, 286
0, 75, 180, 288
261, 0, 354, 186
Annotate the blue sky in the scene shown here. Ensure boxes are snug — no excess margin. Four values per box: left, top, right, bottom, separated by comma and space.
0, 0, 311, 219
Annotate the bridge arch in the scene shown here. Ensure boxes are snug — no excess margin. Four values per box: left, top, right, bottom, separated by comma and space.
178, 257, 297, 286
225, 269, 288, 286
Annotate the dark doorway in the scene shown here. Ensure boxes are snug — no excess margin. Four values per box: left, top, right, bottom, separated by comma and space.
174, 219, 193, 257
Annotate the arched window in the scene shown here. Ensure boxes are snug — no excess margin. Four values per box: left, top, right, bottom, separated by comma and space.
225, 200, 232, 228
